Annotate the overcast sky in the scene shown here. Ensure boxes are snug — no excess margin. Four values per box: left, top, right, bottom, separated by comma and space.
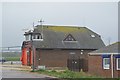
0, 2, 2, 48
1, 2, 118, 47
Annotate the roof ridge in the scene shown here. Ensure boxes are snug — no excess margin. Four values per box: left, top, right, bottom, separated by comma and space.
36, 24, 86, 28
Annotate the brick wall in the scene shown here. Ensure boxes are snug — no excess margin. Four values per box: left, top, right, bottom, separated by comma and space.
88, 55, 120, 78
35, 49, 93, 68
113, 58, 120, 78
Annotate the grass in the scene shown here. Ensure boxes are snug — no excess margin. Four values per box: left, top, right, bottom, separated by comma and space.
5, 57, 20, 61
2, 52, 21, 57
31, 69, 120, 80
33, 69, 99, 78
1, 52, 21, 61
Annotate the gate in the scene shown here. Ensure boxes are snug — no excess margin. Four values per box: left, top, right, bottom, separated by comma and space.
67, 58, 88, 72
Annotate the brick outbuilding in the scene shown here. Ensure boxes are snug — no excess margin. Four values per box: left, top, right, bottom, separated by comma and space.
88, 42, 120, 78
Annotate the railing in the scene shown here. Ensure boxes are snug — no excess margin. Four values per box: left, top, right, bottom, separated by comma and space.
0, 46, 22, 65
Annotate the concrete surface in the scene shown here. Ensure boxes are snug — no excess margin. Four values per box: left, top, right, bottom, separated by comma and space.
0, 63, 55, 78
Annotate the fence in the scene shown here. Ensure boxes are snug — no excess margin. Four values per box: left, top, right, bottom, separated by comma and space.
67, 58, 88, 72
0, 46, 22, 65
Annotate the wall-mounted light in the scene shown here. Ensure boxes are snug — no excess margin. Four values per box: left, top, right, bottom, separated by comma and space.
81, 50, 84, 54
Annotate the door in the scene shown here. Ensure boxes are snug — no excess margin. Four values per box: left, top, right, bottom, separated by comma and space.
67, 58, 88, 72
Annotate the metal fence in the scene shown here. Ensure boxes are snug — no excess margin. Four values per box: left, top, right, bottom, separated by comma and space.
0, 46, 22, 65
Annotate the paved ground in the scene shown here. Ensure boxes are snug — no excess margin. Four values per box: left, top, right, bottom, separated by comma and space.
0, 62, 55, 79
2, 69, 52, 78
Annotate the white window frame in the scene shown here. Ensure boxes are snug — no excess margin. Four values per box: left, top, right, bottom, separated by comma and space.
103, 58, 110, 69
116, 58, 120, 70
25, 35, 30, 41
33, 34, 43, 41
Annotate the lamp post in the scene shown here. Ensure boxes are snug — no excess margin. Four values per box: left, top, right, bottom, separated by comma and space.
30, 19, 44, 71
38, 19, 44, 38
30, 32, 41, 71
30, 32, 35, 71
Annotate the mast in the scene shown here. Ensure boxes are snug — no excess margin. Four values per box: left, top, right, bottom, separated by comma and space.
38, 19, 44, 38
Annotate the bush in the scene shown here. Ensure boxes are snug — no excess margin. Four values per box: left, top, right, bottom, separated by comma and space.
51, 70, 57, 73
34, 69, 99, 78
38, 69, 46, 72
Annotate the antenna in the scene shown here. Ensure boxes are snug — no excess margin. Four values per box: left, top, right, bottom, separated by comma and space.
38, 19, 44, 26
38, 19, 44, 38
33, 22, 35, 28
108, 37, 111, 45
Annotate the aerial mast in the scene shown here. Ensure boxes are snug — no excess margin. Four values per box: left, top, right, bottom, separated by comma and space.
33, 22, 35, 28
38, 19, 44, 38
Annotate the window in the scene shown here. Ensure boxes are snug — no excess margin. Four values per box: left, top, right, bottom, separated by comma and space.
103, 58, 110, 69
33, 34, 43, 41
37, 35, 40, 39
25, 35, 30, 41
63, 34, 76, 41
117, 58, 120, 70
33, 35, 36, 39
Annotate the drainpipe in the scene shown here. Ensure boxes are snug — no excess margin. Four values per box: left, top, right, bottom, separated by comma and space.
30, 33, 35, 71
111, 54, 113, 78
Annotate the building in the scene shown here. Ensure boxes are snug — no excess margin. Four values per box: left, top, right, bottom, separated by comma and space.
88, 42, 120, 78
21, 25, 105, 71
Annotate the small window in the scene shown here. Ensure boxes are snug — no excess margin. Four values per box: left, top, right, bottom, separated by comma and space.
32, 34, 43, 41
33, 35, 36, 39
37, 35, 40, 39
33, 34, 42, 39
103, 58, 110, 69
25, 35, 30, 41
117, 58, 120, 70
63, 34, 76, 41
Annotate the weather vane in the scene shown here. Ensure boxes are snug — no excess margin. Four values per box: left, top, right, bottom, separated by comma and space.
38, 19, 44, 26
38, 19, 44, 38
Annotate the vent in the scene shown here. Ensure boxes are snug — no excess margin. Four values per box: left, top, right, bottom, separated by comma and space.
91, 35, 95, 38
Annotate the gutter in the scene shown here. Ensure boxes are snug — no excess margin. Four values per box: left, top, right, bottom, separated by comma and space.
89, 53, 120, 55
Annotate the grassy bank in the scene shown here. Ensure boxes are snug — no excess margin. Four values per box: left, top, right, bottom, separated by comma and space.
32, 69, 99, 78
2, 52, 21, 57
5, 57, 20, 61
2, 52, 21, 61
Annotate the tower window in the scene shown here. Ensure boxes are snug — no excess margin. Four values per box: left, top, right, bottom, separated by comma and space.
33, 33, 43, 41
25, 35, 30, 41
37, 35, 40, 39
